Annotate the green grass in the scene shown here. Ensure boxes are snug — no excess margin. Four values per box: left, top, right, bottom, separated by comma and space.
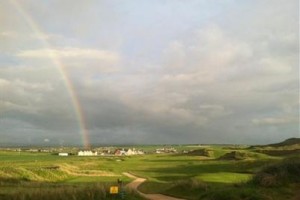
0, 182, 143, 200
196, 172, 252, 183
0, 145, 299, 199
64, 176, 120, 183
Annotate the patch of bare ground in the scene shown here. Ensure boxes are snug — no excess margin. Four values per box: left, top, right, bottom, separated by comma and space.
292, 184, 300, 200
123, 172, 186, 200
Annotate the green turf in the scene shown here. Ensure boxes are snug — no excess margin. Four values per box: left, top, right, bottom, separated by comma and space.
196, 172, 252, 183
0, 144, 299, 200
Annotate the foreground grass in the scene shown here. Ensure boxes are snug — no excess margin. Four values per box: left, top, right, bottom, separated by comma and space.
0, 180, 142, 200
140, 180, 299, 200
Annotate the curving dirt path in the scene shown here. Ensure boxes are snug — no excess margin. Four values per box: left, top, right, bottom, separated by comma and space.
292, 187, 300, 200
123, 172, 186, 200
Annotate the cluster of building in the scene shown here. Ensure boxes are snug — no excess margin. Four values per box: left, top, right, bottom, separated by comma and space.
113, 148, 145, 156
3, 146, 180, 157
78, 150, 98, 156
58, 148, 145, 157
155, 147, 177, 154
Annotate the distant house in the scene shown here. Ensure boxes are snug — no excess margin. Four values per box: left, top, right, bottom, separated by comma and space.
114, 148, 145, 156
58, 153, 69, 156
125, 148, 134, 155
130, 148, 144, 155
136, 150, 145, 155
155, 147, 177, 154
114, 149, 126, 156
78, 150, 97, 156
102, 149, 111, 154
27, 149, 39, 152
182, 150, 189, 154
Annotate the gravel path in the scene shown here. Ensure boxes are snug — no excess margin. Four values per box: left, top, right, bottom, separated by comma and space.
123, 172, 186, 200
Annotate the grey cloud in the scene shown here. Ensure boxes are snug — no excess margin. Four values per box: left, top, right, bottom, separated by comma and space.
0, 0, 298, 145
252, 117, 299, 126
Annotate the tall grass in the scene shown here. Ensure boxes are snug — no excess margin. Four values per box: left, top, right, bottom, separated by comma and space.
252, 158, 300, 187
0, 183, 142, 200
0, 166, 71, 182
173, 178, 208, 190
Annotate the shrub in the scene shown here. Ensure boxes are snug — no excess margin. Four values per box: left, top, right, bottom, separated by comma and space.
1, 183, 142, 200
252, 158, 300, 187
188, 149, 214, 157
172, 178, 208, 191
218, 151, 250, 160
200, 188, 265, 200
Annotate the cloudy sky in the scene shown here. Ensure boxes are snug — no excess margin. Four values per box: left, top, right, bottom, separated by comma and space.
0, 0, 299, 146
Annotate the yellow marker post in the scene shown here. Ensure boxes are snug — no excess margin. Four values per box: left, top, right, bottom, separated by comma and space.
110, 186, 119, 194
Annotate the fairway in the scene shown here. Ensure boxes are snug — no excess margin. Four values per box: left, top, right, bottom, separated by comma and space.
1, 142, 299, 200
196, 172, 252, 183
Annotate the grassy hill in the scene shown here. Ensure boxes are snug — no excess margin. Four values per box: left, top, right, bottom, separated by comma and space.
250, 138, 300, 154
268, 138, 300, 147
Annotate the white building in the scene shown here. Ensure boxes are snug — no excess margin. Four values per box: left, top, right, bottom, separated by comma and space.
114, 148, 145, 156
124, 148, 132, 155
58, 153, 69, 156
137, 150, 145, 155
78, 150, 98, 156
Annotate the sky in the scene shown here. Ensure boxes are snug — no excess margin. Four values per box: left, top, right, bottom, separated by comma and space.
0, 0, 299, 146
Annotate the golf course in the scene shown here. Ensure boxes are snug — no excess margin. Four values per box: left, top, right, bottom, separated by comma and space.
1, 1, 298, 199
0, 138, 299, 200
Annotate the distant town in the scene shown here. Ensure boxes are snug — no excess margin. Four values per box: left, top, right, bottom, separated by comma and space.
0, 146, 186, 156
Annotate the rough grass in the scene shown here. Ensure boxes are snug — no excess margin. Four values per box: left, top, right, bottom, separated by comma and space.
0, 183, 142, 200
255, 149, 300, 156
200, 187, 265, 200
187, 148, 214, 157
218, 151, 265, 161
139, 156, 299, 200
0, 166, 71, 182
252, 158, 300, 187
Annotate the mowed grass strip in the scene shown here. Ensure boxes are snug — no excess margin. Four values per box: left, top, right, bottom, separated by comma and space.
196, 172, 252, 183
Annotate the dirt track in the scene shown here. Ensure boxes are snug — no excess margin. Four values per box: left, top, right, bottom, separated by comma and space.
123, 172, 186, 200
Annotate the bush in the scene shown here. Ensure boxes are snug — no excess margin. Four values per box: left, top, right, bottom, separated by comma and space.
252, 158, 300, 187
200, 188, 265, 200
173, 178, 208, 191
188, 149, 214, 157
218, 151, 252, 160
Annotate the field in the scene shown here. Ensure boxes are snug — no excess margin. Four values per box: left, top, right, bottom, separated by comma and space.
0, 139, 300, 200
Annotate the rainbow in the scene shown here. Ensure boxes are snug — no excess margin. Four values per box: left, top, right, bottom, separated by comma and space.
10, 0, 90, 149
